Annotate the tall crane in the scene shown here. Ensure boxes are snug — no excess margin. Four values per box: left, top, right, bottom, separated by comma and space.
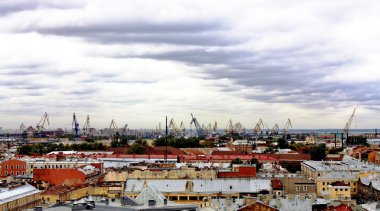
19, 123, 26, 133
169, 118, 180, 135
122, 124, 128, 136
344, 107, 357, 143
213, 121, 218, 133
179, 121, 186, 135
283, 118, 292, 134
109, 119, 119, 139
271, 124, 279, 134
83, 115, 91, 135
253, 118, 265, 135
36, 112, 49, 131
72, 113, 80, 137
190, 113, 205, 138
225, 119, 234, 133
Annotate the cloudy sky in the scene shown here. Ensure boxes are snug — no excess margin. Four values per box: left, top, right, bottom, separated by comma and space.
0, 0, 380, 130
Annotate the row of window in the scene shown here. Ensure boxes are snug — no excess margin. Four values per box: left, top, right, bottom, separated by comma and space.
4, 165, 25, 169
322, 182, 356, 186
4, 171, 25, 176
33, 164, 78, 169
296, 185, 308, 192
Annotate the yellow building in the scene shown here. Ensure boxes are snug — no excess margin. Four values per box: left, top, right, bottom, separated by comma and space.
327, 182, 351, 200
104, 167, 217, 182
0, 183, 41, 211
316, 172, 372, 197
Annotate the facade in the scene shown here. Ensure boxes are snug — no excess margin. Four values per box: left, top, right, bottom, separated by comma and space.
0, 159, 27, 177
125, 179, 272, 206
327, 182, 351, 200
217, 166, 256, 178
0, 183, 41, 211
279, 175, 316, 196
238, 201, 278, 211
34, 165, 100, 187
357, 176, 380, 203
315, 172, 367, 197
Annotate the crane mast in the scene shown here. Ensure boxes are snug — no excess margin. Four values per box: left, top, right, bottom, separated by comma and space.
283, 118, 292, 134
72, 113, 80, 137
83, 115, 91, 136
344, 107, 357, 144
190, 113, 205, 138
36, 112, 49, 131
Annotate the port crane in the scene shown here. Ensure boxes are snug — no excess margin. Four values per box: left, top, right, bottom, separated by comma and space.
169, 118, 180, 135
179, 121, 186, 135
343, 107, 357, 143
109, 119, 119, 139
225, 119, 234, 133
253, 118, 265, 135
36, 112, 49, 131
271, 124, 279, 134
83, 115, 91, 135
122, 124, 128, 136
233, 122, 244, 134
283, 118, 292, 134
72, 113, 80, 137
19, 123, 26, 133
190, 113, 205, 138
213, 121, 218, 133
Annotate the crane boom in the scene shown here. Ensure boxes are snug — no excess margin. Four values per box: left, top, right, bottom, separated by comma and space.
190, 113, 205, 138
283, 118, 292, 134
72, 113, 80, 137
344, 107, 357, 142
36, 112, 49, 131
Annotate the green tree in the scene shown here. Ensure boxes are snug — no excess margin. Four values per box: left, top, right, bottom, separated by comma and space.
310, 144, 327, 161
230, 158, 243, 166
128, 143, 145, 154
277, 138, 289, 149
250, 158, 262, 171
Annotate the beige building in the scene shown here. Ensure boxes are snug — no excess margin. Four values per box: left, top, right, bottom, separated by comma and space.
104, 167, 217, 182
0, 183, 41, 211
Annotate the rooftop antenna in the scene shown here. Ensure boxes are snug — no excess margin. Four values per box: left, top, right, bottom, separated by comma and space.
165, 116, 168, 163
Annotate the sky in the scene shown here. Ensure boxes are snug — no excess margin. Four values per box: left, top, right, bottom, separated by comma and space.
0, 0, 380, 130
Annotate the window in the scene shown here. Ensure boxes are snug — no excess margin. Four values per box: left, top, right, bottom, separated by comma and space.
296, 185, 300, 192
11, 172, 13, 176
323, 182, 325, 185
340, 188, 343, 191
5, 171, 8, 176
22, 165, 25, 169
10, 165, 13, 169
16, 172, 19, 175
303, 186, 307, 191
16, 165, 19, 169
323, 188, 325, 191
354, 188, 356, 192
22, 172, 25, 175
5, 165, 7, 169
60, 165, 62, 168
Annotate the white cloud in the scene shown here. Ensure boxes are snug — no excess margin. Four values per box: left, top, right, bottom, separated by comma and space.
0, 0, 379, 130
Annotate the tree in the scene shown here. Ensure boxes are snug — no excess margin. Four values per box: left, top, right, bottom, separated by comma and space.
230, 158, 243, 166
128, 143, 145, 154
250, 158, 262, 171
310, 144, 327, 161
277, 138, 289, 149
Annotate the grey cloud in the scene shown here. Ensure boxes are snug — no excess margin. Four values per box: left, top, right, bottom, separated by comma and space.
0, 1, 83, 17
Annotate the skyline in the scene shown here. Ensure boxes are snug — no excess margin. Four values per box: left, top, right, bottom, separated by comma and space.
1, 0, 380, 129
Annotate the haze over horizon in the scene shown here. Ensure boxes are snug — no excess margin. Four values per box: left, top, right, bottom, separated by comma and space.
1, 0, 380, 130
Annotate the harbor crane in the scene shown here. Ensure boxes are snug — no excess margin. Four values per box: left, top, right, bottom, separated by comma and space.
233, 122, 244, 134
169, 118, 180, 135
36, 112, 49, 131
343, 107, 357, 143
213, 121, 218, 133
72, 113, 80, 137
283, 118, 292, 134
225, 119, 234, 133
253, 118, 265, 135
179, 121, 186, 135
109, 119, 119, 139
122, 124, 128, 136
83, 115, 91, 135
190, 113, 205, 138
19, 123, 26, 133
271, 124, 279, 134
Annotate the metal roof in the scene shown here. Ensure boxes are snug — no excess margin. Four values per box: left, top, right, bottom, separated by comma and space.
0, 183, 40, 205
125, 179, 271, 194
